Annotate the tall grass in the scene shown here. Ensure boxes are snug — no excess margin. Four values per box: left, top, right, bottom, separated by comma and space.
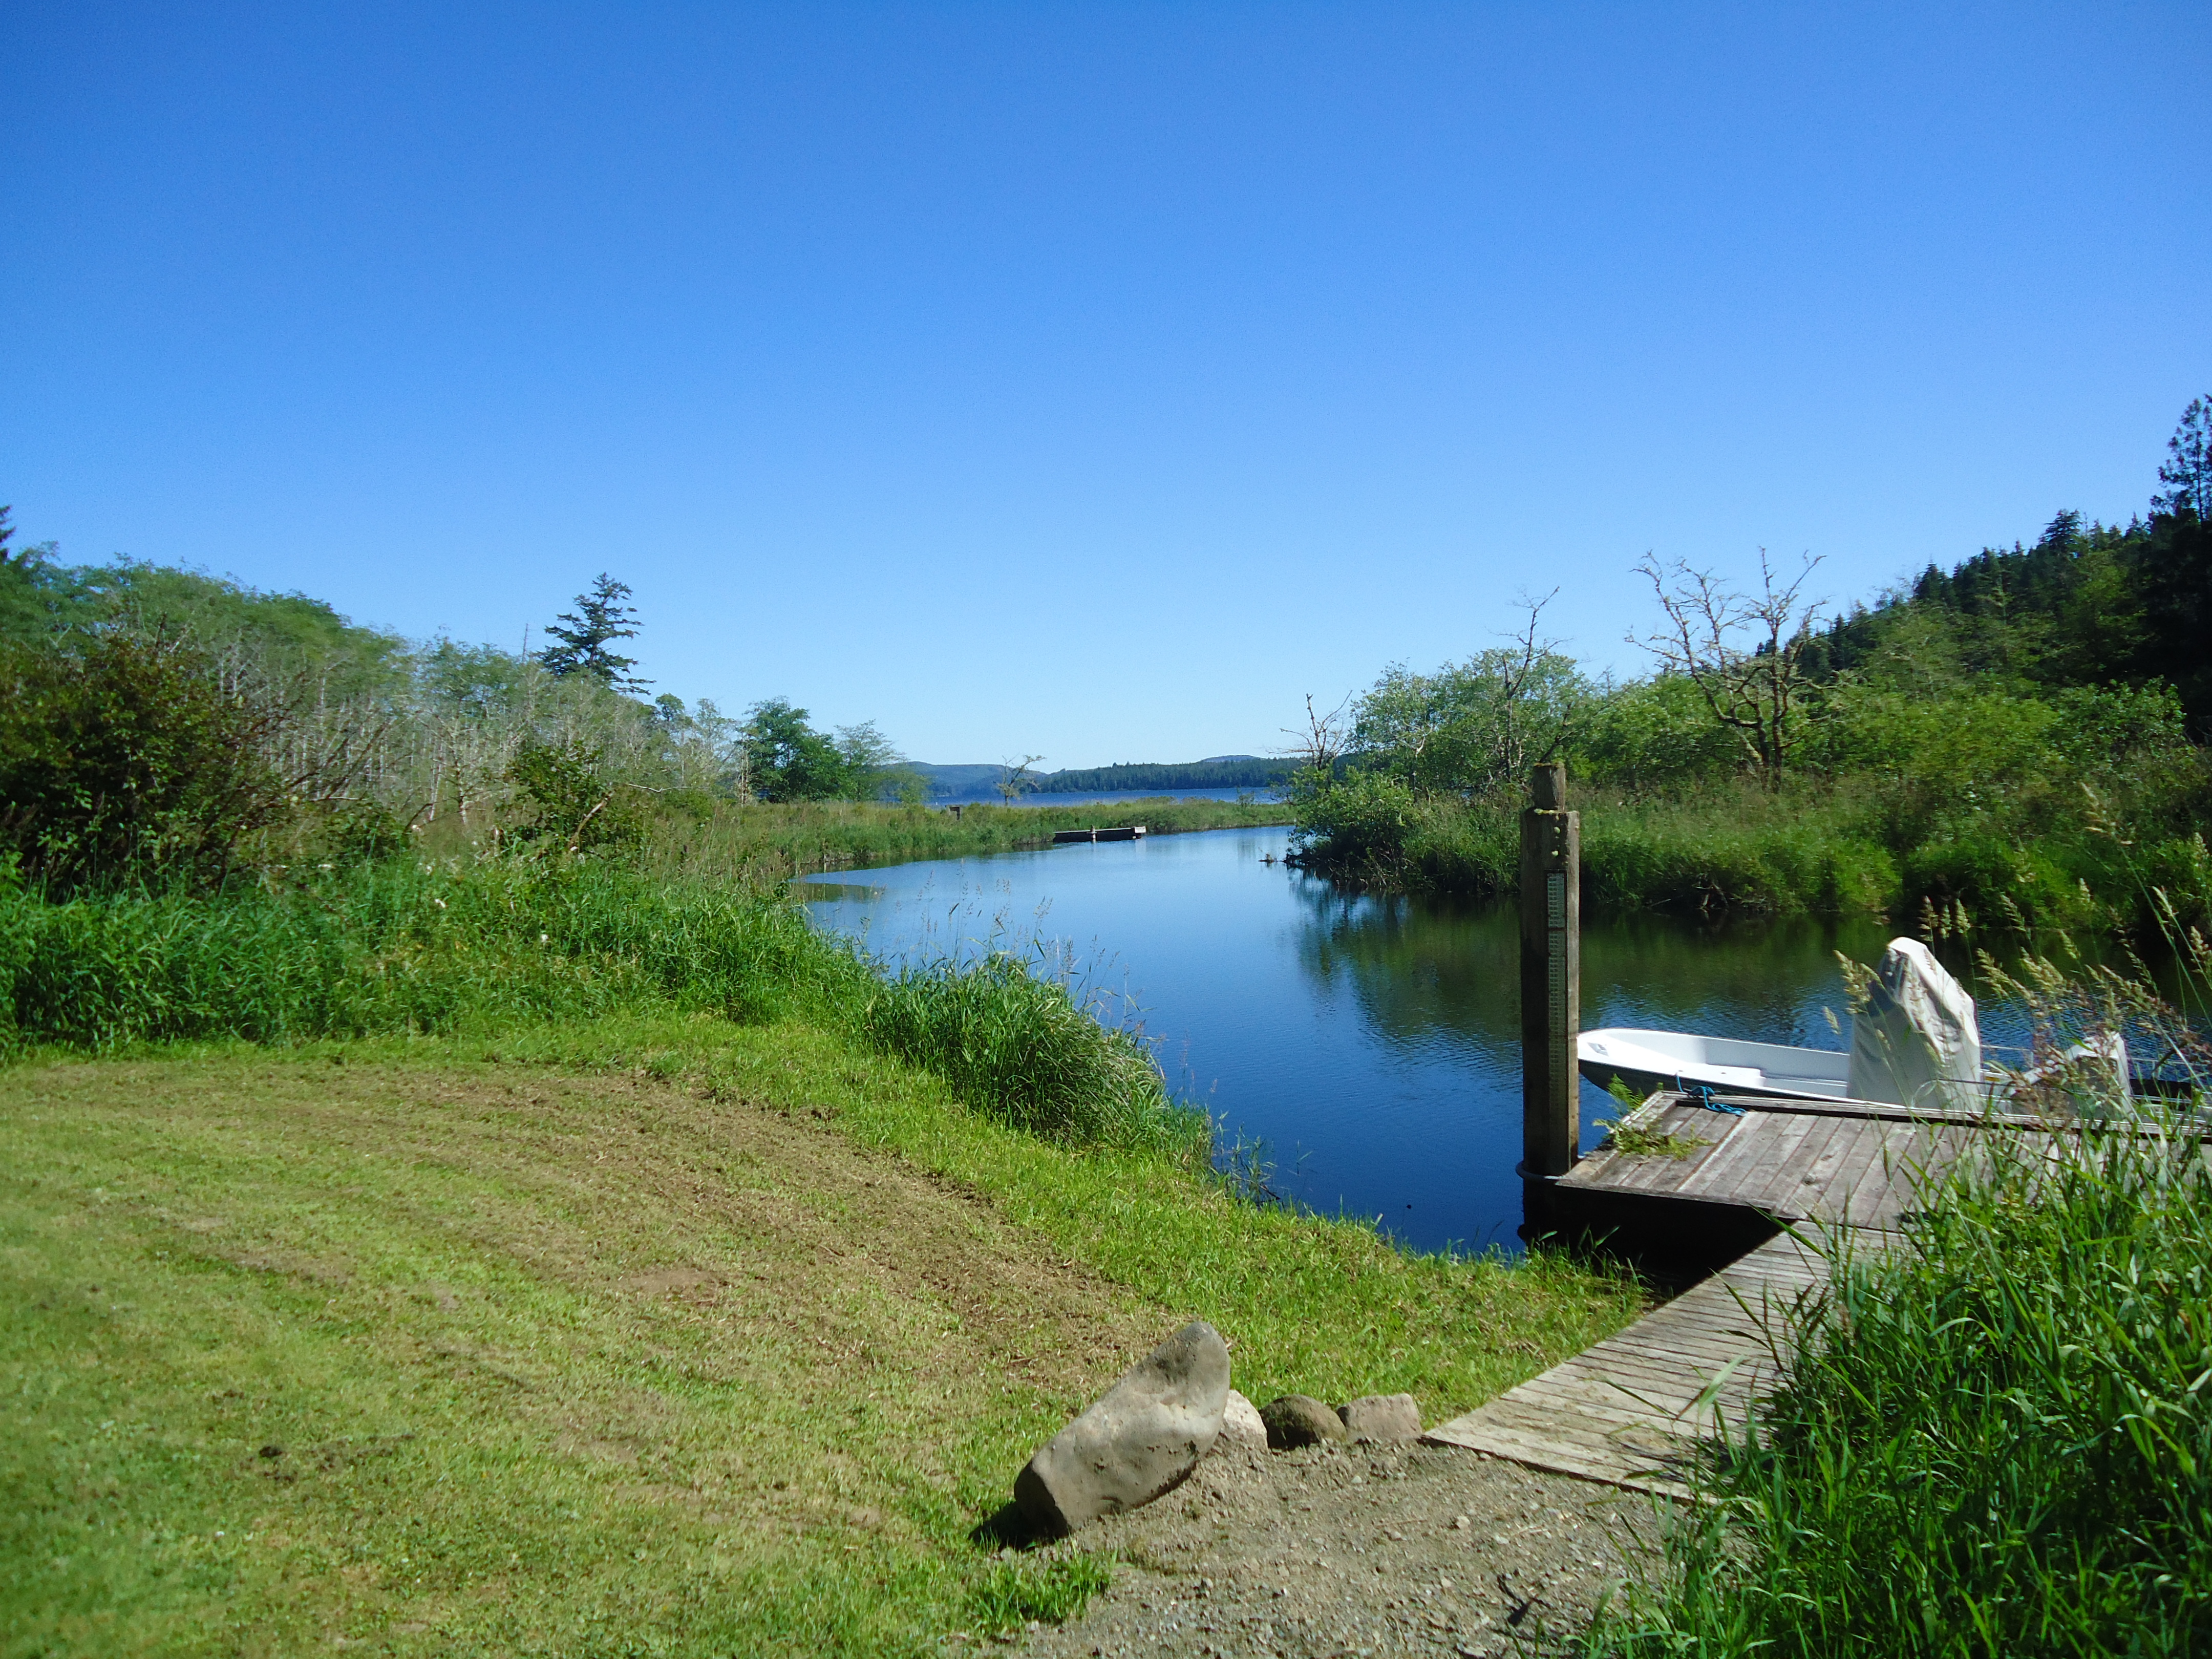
633, 796, 1288, 887
1591, 1107, 2212, 1656
0, 856, 1185, 1153
861, 948, 1197, 1152
1294, 778, 2208, 932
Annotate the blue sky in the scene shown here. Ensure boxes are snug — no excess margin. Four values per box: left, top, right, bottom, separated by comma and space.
4, 4, 2206, 768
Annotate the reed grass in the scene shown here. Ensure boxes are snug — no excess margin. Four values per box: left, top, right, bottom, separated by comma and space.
635, 796, 1288, 888
1296, 779, 2209, 932
1590, 1108, 2212, 1656
0, 856, 1180, 1153
860, 947, 1200, 1153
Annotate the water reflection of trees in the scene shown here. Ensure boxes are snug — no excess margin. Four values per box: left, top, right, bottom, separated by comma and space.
1289, 873, 1891, 1056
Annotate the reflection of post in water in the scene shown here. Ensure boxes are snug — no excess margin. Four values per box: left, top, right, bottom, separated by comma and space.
1520, 764, 1580, 1225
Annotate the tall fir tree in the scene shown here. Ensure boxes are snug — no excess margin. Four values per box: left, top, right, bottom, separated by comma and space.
2153, 394, 2211, 520
537, 573, 647, 692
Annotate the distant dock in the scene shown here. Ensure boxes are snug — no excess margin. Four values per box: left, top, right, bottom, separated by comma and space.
1051, 825, 1146, 844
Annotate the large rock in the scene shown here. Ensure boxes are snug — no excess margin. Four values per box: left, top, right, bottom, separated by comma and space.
1337, 1393, 1421, 1443
1214, 1388, 1268, 1456
1013, 1321, 1230, 1536
1260, 1393, 1348, 1450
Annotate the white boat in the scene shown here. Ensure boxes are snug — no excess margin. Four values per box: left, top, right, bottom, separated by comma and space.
1577, 1028, 1851, 1104
1579, 936, 2135, 1114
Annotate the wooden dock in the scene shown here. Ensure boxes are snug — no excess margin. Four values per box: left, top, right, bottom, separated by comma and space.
1436, 1091, 2208, 1491
1430, 1091, 2020, 1493
1557, 1091, 1983, 1229
1427, 1226, 1835, 1493
1051, 825, 1146, 844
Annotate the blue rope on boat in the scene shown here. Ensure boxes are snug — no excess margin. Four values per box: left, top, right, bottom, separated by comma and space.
1677, 1079, 1746, 1116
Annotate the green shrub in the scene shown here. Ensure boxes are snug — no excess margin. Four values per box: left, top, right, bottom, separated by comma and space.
0, 631, 298, 893
504, 737, 646, 852
1289, 772, 1423, 880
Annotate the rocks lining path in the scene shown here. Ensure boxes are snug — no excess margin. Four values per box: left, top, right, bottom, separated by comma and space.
1009, 1438, 1662, 1658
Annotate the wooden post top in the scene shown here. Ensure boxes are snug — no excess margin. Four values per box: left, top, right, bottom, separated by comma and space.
1529, 763, 1567, 811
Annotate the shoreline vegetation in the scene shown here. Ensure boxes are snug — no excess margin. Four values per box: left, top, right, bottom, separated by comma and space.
4, 396, 2207, 1653
0, 527, 1634, 1653
1288, 405, 2212, 939
637, 795, 1288, 888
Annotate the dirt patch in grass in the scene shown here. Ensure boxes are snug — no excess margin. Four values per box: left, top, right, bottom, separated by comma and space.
1017, 1440, 1657, 1658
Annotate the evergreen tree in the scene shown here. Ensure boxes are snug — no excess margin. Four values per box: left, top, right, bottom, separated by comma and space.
537, 573, 647, 691
2153, 394, 2211, 520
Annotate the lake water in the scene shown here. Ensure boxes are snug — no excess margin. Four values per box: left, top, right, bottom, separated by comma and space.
927, 785, 1281, 807
801, 824, 2037, 1256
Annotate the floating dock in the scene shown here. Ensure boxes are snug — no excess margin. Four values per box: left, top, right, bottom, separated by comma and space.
1433, 1090, 2210, 1493
1051, 825, 1146, 844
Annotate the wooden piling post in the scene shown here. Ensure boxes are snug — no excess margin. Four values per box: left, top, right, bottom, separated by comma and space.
1520, 763, 1580, 1178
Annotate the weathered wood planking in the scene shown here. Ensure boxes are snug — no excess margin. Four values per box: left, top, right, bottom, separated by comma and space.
1424, 1229, 1834, 1493
1558, 1095, 1977, 1226
1562, 1093, 2212, 1229
1443, 1095, 2210, 1493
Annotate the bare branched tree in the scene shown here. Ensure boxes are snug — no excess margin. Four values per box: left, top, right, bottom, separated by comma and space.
1485, 588, 1582, 787
995, 754, 1045, 805
1632, 549, 1827, 790
1278, 693, 1350, 777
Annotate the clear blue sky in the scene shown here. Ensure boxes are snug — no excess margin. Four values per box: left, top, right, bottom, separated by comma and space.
5, 4, 2206, 768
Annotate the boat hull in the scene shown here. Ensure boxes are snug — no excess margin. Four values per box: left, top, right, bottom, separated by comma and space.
1578, 1028, 1852, 1104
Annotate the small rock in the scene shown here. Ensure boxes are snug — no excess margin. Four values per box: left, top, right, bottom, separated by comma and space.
1213, 1389, 1268, 1456
1013, 1321, 1230, 1536
1259, 1394, 1349, 1449
1337, 1393, 1422, 1443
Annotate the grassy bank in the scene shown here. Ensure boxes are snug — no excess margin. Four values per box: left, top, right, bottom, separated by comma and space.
1591, 1112, 2212, 1656
2, 1024, 1641, 1656
630, 796, 1288, 888
1291, 775, 2212, 933
0, 853, 1643, 1653
0, 856, 1197, 1153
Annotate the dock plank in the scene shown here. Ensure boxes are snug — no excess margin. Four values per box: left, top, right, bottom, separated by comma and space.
1463, 1089, 2206, 1494
1425, 1230, 1826, 1493
1697, 1111, 1827, 1208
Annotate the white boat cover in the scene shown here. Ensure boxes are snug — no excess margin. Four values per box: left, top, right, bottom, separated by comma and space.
1847, 938, 1982, 1111
2017, 1031, 2133, 1112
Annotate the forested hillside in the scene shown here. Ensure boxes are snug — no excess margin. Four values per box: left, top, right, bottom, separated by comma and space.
1289, 398, 2212, 935
1034, 756, 1293, 793
0, 541, 930, 883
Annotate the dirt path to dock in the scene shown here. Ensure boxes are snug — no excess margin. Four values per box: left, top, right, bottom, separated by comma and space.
1012, 1439, 1661, 1658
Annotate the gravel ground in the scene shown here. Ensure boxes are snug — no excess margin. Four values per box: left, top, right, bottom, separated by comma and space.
1002, 1437, 1664, 1658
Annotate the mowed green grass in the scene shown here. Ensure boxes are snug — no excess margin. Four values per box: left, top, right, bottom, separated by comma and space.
3, 1017, 1642, 1656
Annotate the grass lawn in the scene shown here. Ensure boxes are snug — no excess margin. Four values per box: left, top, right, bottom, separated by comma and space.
3, 1016, 1642, 1656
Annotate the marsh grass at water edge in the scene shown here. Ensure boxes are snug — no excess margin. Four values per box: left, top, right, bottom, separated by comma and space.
0, 856, 1192, 1157
1589, 1108, 2212, 1657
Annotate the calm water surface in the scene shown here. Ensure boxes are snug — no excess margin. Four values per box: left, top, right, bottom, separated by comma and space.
802, 825, 2031, 1255
928, 785, 1280, 807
